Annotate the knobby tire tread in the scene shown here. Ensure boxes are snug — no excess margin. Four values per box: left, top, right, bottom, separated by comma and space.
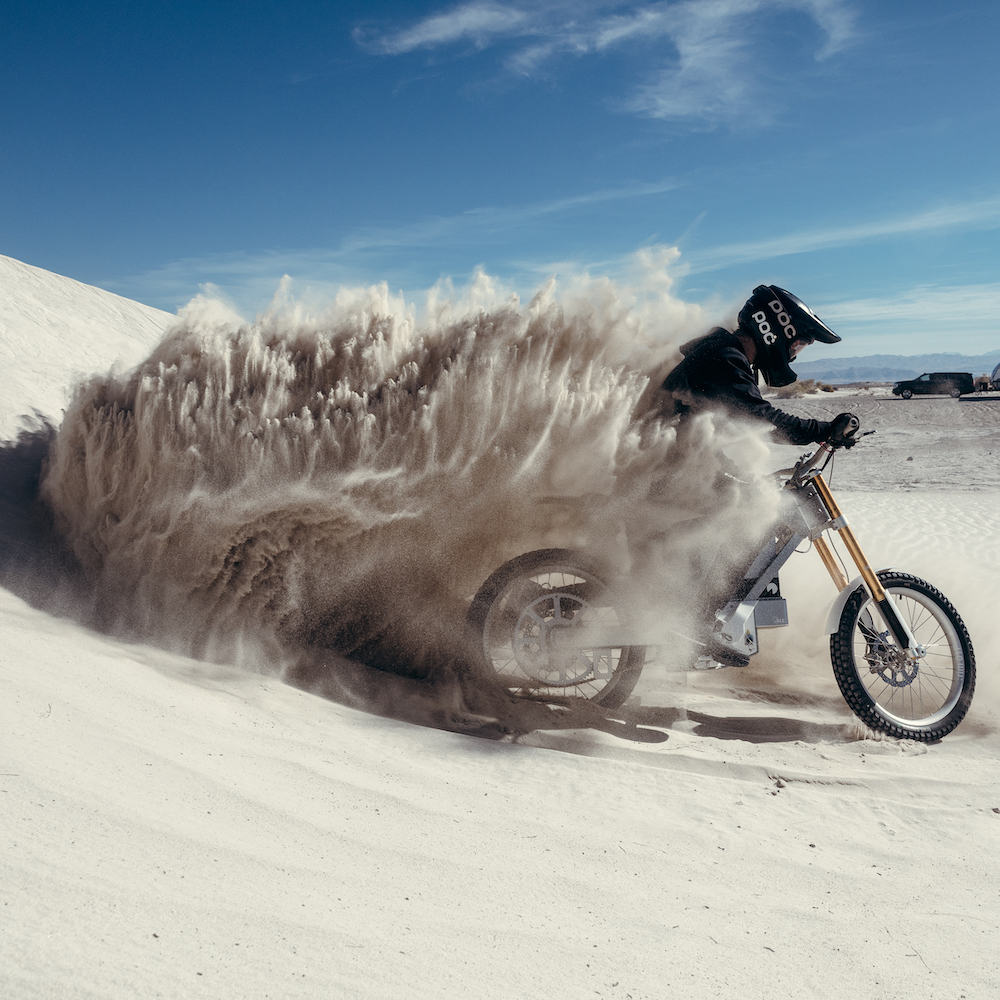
830, 571, 975, 741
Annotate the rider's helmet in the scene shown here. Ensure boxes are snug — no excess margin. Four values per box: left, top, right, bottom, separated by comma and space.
737, 285, 841, 387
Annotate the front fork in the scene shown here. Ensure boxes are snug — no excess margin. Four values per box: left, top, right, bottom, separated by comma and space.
810, 473, 920, 658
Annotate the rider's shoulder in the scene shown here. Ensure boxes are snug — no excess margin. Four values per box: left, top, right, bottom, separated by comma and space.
678, 327, 739, 354
665, 328, 744, 386
678, 328, 745, 366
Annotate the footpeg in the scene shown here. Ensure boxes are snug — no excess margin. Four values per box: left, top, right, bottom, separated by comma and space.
704, 642, 750, 668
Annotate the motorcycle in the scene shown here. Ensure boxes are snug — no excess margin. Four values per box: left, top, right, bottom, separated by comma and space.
466, 417, 976, 741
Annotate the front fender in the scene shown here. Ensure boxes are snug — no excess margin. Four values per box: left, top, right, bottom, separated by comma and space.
823, 568, 899, 635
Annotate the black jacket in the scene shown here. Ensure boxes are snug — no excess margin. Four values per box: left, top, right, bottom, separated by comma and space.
661, 329, 833, 446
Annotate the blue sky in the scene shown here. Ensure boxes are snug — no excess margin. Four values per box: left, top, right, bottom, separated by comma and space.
2, 0, 999, 355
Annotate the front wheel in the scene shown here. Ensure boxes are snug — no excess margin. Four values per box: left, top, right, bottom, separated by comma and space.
830, 571, 975, 740
467, 549, 646, 708
901, 389, 913, 399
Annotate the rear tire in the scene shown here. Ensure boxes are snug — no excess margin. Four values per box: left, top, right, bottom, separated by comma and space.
830, 571, 975, 740
467, 549, 646, 708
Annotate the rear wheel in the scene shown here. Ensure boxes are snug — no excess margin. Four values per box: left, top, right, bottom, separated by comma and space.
467, 549, 646, 708
830, 572, 975, 740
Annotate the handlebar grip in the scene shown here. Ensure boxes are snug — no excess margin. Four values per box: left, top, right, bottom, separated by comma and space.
828, 411, 861, 448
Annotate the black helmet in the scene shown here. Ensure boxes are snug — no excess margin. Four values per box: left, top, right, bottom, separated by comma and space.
737, 285, 841, 387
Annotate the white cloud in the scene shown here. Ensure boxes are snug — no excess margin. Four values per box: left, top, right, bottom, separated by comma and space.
794, 0, 855, 58
819, 283, 1000, 329
102, 179, 681, 311
356, 1, 857, 123
354, 2, 529, 54
802, 283, 1000, 356
344, 177, 680, 249
110, 187, 1000, 314
684, 196, 1000, 273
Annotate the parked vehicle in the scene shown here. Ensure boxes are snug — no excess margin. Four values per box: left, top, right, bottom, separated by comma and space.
978, 363, 1000, 392
892, 372, 974, 398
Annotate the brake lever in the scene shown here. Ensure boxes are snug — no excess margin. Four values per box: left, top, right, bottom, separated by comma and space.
834, 427, 875, 451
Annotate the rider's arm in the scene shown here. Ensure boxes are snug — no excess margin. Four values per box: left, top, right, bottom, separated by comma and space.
708, 345, 834, 445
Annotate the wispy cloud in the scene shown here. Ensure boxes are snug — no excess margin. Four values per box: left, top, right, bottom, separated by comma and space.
103, 178, 680, 311
338, 177, 680, 251
803, 282, 1000, 355
109, 186, 1000, 318
684, 196, 1000, 273
819, 283, 1000, 330
357, 2, 530, 55
355, 1, 857, 123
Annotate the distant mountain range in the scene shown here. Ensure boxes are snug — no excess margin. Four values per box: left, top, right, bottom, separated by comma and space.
794, 350, 1000, 384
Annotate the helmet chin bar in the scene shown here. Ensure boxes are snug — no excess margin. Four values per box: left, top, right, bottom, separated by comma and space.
757, 361, 797, 388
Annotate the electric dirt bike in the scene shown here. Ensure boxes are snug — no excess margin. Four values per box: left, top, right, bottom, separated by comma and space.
467, 417, 976, 741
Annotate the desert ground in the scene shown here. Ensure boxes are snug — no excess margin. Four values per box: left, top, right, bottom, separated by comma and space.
2, 256, 998, 999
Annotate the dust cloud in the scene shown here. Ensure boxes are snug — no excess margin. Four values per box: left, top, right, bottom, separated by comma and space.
37, 270, 779, 731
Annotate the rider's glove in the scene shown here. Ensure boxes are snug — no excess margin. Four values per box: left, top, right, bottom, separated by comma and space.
829, 411, 861, 448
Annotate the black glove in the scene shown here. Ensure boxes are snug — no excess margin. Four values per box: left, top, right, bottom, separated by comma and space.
829, 411, 860, 448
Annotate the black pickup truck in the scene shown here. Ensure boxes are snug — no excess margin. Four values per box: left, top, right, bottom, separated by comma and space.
892, 372, 975, 398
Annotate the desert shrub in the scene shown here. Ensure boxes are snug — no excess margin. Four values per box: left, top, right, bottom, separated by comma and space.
775, 379, 817, 398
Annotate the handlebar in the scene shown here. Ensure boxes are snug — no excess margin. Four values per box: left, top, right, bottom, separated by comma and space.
779, 414, 872, 486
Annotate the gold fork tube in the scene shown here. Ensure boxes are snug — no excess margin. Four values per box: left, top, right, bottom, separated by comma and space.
812, 535, 849, 591
810, 473, 887, 602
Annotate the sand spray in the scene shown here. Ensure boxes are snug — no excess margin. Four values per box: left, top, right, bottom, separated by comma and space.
37, 270, 783, 725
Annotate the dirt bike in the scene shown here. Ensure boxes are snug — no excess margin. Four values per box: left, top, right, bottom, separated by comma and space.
467, 416, 976, 741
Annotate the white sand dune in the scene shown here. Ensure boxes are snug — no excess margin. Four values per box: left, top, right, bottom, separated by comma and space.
0, 254, 174, 438
2, 259, 998, 999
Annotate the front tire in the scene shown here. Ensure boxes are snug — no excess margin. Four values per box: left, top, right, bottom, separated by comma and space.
901, 389, 913, 399
830, 571, 975, 740
467, 549, 646, 708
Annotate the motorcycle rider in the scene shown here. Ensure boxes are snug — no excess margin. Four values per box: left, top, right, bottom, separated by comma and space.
656, 284, 855, 665
662, 284, 852, 443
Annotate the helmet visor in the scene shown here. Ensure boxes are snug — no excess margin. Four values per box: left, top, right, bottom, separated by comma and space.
789, 334, 813, 358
